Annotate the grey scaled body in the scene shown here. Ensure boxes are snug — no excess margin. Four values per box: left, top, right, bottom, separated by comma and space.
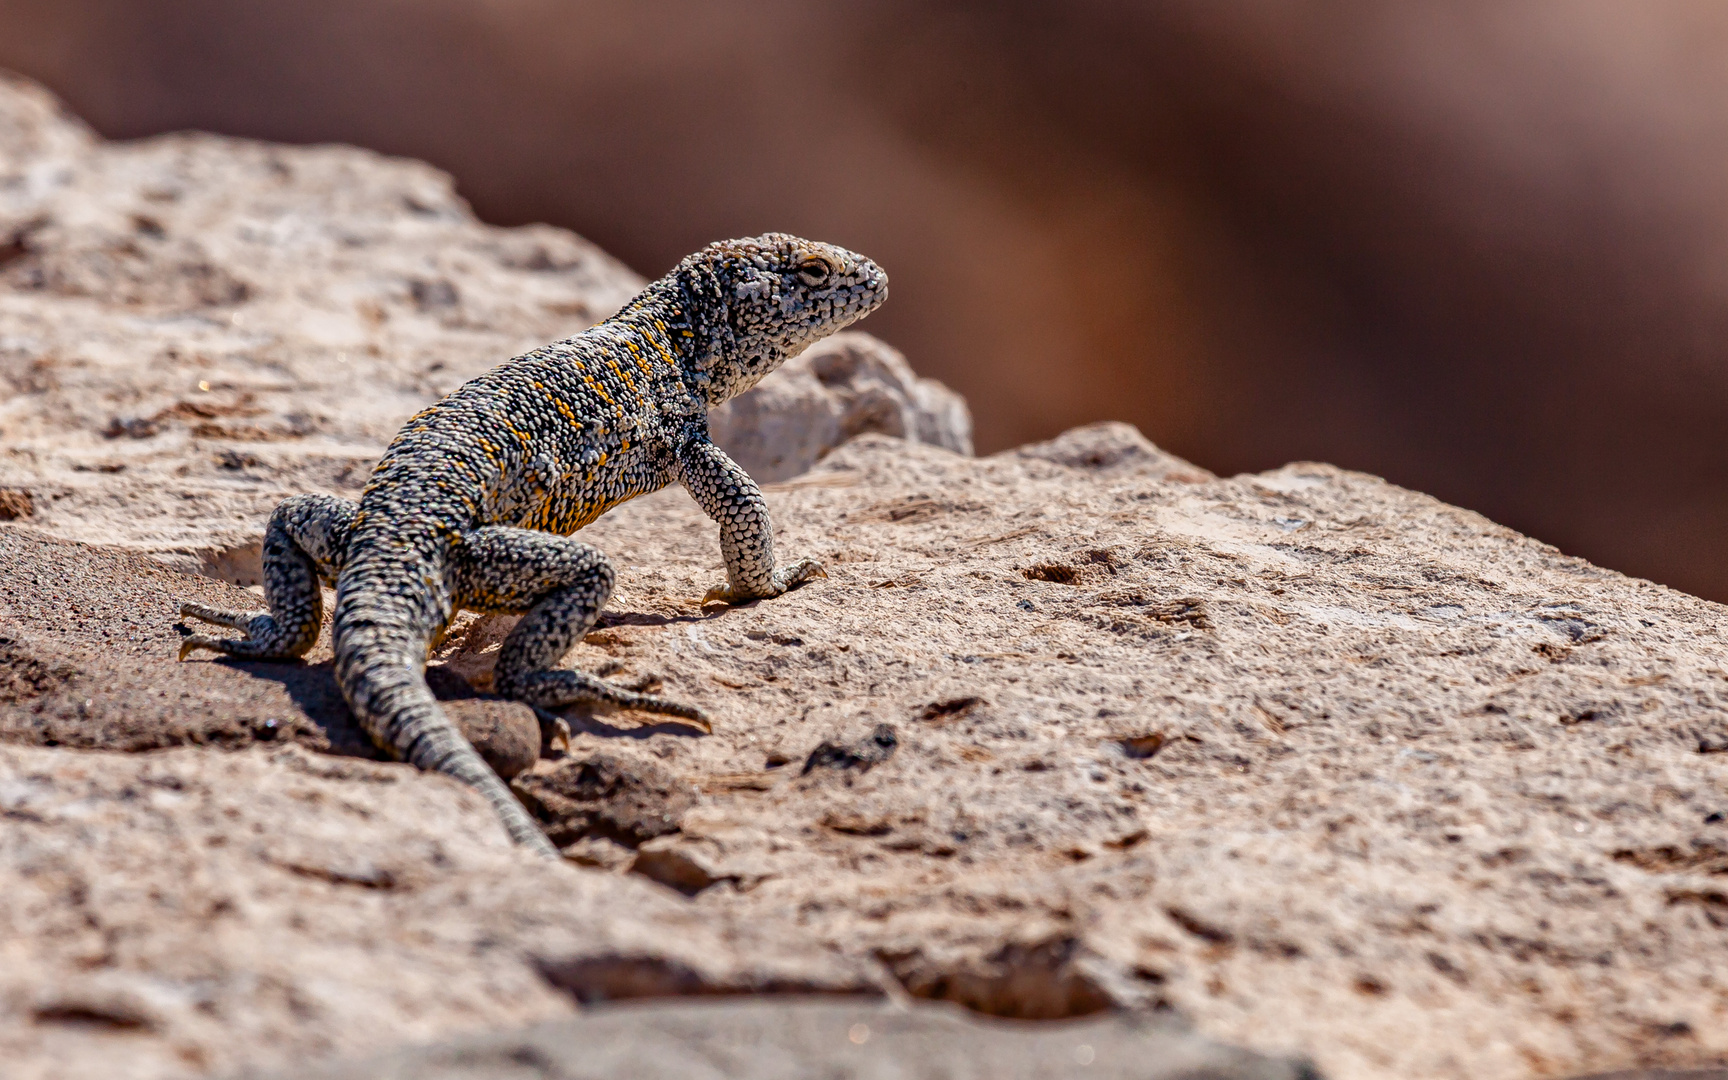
177, 234, 888, 857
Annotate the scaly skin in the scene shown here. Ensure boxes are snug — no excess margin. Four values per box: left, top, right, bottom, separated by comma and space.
177, 234, 888, 857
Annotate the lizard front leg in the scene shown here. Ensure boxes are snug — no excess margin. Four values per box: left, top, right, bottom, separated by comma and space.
678, 438, 826, 605
178, 493, 355, 660
453, 526, 706, 726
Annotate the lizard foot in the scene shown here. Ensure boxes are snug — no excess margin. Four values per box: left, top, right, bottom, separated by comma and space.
701, 558, 827, 606
503, 669, 711, 733
176, 602, 312, 661
531, 707, 574, 754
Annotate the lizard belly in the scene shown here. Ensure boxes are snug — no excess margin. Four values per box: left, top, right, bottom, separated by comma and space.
539, 440, 675, 535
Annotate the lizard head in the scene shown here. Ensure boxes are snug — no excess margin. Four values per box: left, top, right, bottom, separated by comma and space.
673, 233, 889, 406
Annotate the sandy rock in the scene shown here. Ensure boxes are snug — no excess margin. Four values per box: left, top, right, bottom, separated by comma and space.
0, 72, 951, 581
6, 70, 1728, 1080
0, 741, 882, 1080
707, 331, 973, 482
511, 751, 697, 849
8, 421, 1728, 1078
0, 525, 538, 775
251, 997, 1313, 1080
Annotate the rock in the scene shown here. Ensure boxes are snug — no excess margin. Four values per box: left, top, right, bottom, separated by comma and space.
509, 750, 697, 848
439, 696, 540, 781
423, 430, 1728, 1080
1571, 1073, 1728, 1080
0, 489, 32, 519
10, 424, 1728, 1077
0, 741, 882, 1080
246, 998, 1315, 1080
5, 71, 1728, 1080
1016, 421, 1215, 482
708, 331, 974, 482
0, 73, 949, 581
0, 525, 538, 776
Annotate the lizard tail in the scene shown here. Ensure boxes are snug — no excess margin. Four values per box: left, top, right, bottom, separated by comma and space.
332, 563, 559, 859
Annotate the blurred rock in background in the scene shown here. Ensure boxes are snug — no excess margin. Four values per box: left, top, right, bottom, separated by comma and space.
2, 1, 1728, 599
710, 333, 971, 484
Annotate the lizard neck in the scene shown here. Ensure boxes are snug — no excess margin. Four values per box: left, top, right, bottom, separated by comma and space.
603, 276, 695, 353
597, 276, 710, 396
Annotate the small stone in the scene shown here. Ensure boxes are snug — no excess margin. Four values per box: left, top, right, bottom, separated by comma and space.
441, 697, 540, 780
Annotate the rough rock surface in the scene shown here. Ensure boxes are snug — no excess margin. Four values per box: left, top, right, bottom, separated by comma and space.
0, 739, 883, 1080
4, 69, 1728, 1080
251, 998, 1312, 1080
0, 525, 542, 778
7, 423, 1728, 1079
0, 71, 967, 583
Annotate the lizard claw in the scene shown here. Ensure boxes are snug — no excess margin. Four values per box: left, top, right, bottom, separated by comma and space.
532, 707, 574, 754
701, 584, 739, 606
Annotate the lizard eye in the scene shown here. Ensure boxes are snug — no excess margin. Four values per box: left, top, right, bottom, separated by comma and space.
796, 257, 834, 287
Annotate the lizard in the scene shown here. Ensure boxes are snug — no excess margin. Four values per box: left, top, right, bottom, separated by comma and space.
175, 233, 888, 858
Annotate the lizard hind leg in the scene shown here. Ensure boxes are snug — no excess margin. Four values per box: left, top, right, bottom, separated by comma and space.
454, 526, 708, 729
178, 493, 357, 661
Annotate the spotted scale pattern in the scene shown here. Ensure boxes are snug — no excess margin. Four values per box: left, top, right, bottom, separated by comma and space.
177, 235, 888, 856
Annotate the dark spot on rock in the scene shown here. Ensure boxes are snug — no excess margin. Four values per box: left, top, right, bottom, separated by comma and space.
802, 723, 898, 775
0, 637, 78, 702
409, 277, 460, 310
1692, 718, 1728, 754
1426, 952, 1467, 985
1648, 1020, 1695, 1039
0, 231, 28, 270
1022, 563, 1080, 584
33, 998, 157, 1030
0, 489, 33, 520
271, 857, 399, 890
103, 416, 159, 440
1352, 974, 1388, 996
532, 953, 862, 1005
1166, 906, 1233, 946
1611, 842, 1728, 875
1148, 598, 1211, 629
917, 697, 982, 725
821, 811, 894, 836
880, 936, 1112, 1020
130, 214, 166, 240
1119, 733, 1166, 759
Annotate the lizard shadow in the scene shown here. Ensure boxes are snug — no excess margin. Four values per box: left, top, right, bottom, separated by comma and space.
549, 710, 709, 742
203, 599, 751, 753
593, 604, 738, 629
209, 656, 508, 760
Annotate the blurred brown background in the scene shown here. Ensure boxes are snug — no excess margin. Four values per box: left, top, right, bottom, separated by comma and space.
3, 1, 1728, 599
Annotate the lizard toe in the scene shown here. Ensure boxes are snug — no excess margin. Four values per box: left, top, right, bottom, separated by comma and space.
178, 634, 229, 661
